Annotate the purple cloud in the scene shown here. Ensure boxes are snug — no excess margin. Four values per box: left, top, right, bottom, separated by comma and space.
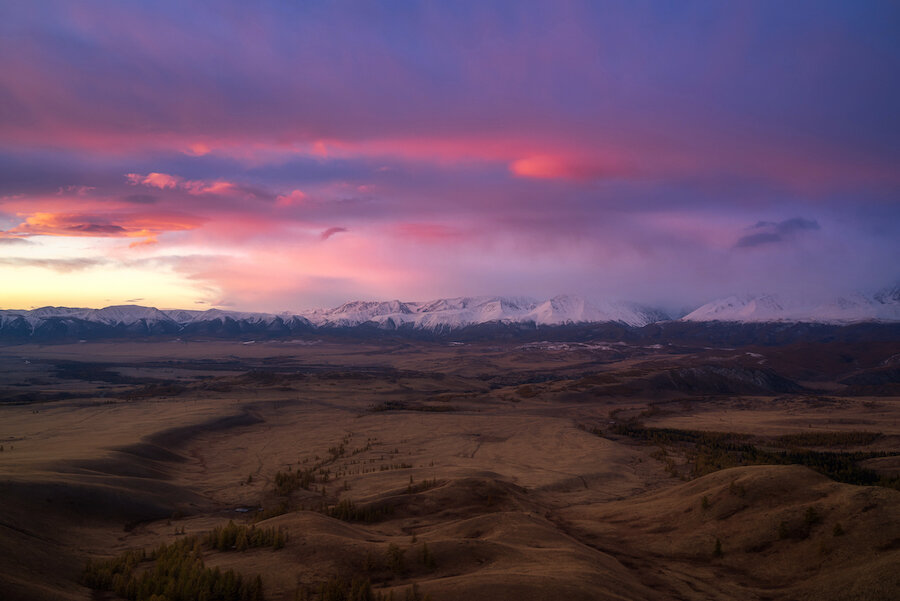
320, 227, 348, 241
736, 217, 821, 248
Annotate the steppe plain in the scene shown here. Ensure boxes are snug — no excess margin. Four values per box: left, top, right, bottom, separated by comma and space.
1, 336, 898, 600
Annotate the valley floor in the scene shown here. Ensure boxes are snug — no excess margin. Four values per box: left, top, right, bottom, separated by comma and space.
0, 339, 898, 600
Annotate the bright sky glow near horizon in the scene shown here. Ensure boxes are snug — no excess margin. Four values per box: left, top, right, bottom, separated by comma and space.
1, 1, 899, 312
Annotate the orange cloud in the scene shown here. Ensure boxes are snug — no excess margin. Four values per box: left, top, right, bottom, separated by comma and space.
2, 211, 203, 244
510, 155, 621, 180
129, 236, 159, 248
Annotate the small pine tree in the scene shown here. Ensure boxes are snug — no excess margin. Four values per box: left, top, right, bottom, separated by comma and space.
386, 543, 405, 575
405, 583, 422, 601
804, 506, 821, 528
421, 543, 436, 569
274, 529, 286, 550
713, 538, 723, 558
236, 530, 249, 551
701, 495, 710, 510
778, 521, 790, 540
833, 522, 845, 537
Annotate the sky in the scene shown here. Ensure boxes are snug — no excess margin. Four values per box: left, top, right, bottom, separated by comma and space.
1, 1, 899, 313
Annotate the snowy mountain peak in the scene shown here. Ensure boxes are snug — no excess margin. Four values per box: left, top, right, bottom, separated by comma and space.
874, 284, 900, 305
683, 289, 900, 324
85, 305, 172, 325
524, 294, 663, 327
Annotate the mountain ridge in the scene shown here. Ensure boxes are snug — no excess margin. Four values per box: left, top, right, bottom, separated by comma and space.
2, 288, 900, 343
683, 288, 900, 323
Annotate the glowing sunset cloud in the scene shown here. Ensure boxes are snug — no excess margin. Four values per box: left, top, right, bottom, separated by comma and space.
509, 155, 625, 180
0, 2, 897, 312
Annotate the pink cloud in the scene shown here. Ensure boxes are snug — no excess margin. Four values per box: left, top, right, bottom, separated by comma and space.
276, 189, 307, 207
126, 172, 240, 196
183, 180, 235, 195
393, 223, 466, 243
127, 172, 182, 189
185, 142, 211, 156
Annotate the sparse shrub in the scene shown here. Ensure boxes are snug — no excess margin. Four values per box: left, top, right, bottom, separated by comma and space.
713, 538, 723, 558
777, 507, 822, 541
701, 495, 710, 510
833, 522, 845, 536
728, 480, 746, 497
516, 385, 537, 398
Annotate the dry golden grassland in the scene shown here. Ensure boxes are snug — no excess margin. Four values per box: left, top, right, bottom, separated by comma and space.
0, 339, 898, 600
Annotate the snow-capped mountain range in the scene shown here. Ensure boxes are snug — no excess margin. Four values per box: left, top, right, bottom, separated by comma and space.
0, 294, 666, 334
0, 288, 898, 341
300, 295, 667, 329
682, 286, 900, 323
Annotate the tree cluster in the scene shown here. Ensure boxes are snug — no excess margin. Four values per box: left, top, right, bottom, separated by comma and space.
609, 424, 900, 489
325, 499, 394, 523
274, 469, 318, 495
203, 521, 286, 551
294, 577, 431, 601
82, 537, 264, 601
